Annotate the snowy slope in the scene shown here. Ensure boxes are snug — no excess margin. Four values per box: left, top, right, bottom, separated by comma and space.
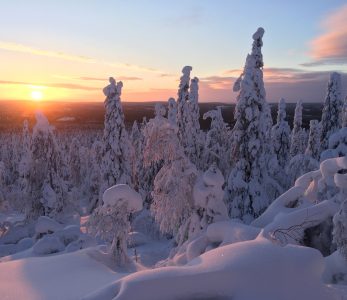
0, 248, 127, 300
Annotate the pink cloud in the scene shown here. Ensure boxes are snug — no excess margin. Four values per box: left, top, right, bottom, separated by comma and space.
304, 4, 347, 66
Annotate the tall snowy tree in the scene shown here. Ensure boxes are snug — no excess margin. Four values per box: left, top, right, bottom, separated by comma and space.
305, 120, 322, 161
184, 77, 204, 167
167, 97, 177, 126
176, 66, 192, 147
342, 96, 347, 128
321, 72, 343, 151
143, 113, 197, 241
25, 112, 68, 220
333, 200, 347, 260
202, 108, 231, 177
225, 27, 275, 223
271, 98, 291, 169
290, 100, 306, 157
68, 138, 82, 187
101, 77, 132, 199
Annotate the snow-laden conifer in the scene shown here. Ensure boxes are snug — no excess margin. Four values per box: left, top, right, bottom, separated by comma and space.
101, 77, 132, 196
290, 100, 306, 157
305, 120, 322, 161
202, 108, 231, 176
225, 27, 275, 222
321, 72, 343, 151
271, 98, 291, 169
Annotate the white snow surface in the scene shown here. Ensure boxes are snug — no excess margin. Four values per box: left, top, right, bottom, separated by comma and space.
0, 248, 127, 300
82, 236, 337, 300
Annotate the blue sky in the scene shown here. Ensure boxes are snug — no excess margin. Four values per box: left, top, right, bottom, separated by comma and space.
0, 0, 346, 102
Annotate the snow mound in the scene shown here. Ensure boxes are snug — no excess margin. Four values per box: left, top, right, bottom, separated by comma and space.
35, 216, 63, 235
33, 235, 65, 255
102, 184, 142, 212
82, 236, 336, 300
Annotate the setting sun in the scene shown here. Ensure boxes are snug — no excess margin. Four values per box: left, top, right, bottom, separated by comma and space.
31, 90, 43, 101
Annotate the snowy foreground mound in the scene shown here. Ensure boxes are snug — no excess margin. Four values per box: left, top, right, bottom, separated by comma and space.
83, 236, 336, 300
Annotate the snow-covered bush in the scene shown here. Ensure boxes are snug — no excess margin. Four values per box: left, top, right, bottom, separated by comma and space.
87, 184, 142, 266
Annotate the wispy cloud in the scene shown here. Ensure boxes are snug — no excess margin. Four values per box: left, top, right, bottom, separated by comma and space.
0, 41, 95, 63
303, 4, 347, 66
0, 80, 99, 91
79, 76, 142, 81
0, 41, 163, 74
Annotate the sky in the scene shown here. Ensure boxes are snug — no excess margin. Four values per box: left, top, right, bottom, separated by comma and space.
0, 0, 347, 103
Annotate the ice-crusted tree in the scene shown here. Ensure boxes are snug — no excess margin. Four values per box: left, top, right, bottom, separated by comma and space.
333, 200, 347, 260
321, 127, 347, 161
342, 96, 347, 128
18, 120, 31, 199
0, 161, 7, 211
130, 120, 145, 191
68, 137, 82, 187
286, 119, 320, 186
87, 184, 142, 267
144, 112, 197, 241
290, 100, 306, 157
271, 98, 291, 169
184, 77, 204, 167
190, 163, 229, 237
202, 108, 231, 176
225, 27, 275, 222
101, 77, 132, 196
25, 112, 68, 220
167, 97, 177, 126
176, 66, 192, 146
321, 72, 343, 151
305, 120, 322, 161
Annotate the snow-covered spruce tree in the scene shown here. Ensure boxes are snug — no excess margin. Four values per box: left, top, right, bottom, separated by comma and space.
225, 28, 277, 223
85, 140, 103, 213
101, 77, 132, 198
143, 112, 197, 242
271, 98, 291, 169
333, 200, 347, 260
130, 120, 145, 192
184, 77, 204, 167
18, 120, 31, 207
167, 97, 177, 126
176, 66, 192, 147
305, 120, 322, 161
25, 112, 68, 220
286, 120, 320, 187
0, 161, 7, 211
290, 100, 306, 157
202, 108, 231, 177
321, 72, 343, 151
342, 96, 347, 128
68, 137, 82, 187
87, 184, 142, 267
321, 127, 347, 161
190, 163, 229, 237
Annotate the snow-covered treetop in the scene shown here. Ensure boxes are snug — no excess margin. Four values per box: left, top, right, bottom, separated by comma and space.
154, 103, 166, 117
33, 111, 52, 135
178, 66, 192, 97
189, 77, 199, 104
202, 163, 224, 188
103, 77, 117, 97
277, 98, 286, 123
294, 100, 303, 127
251, 27, 264, 68
102, 184, 143, 213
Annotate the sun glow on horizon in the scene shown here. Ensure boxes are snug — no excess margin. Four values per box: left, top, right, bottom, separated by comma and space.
31, 90, 43, 101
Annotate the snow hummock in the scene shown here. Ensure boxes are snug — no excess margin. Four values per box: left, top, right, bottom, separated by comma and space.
82, 236, 336, 300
